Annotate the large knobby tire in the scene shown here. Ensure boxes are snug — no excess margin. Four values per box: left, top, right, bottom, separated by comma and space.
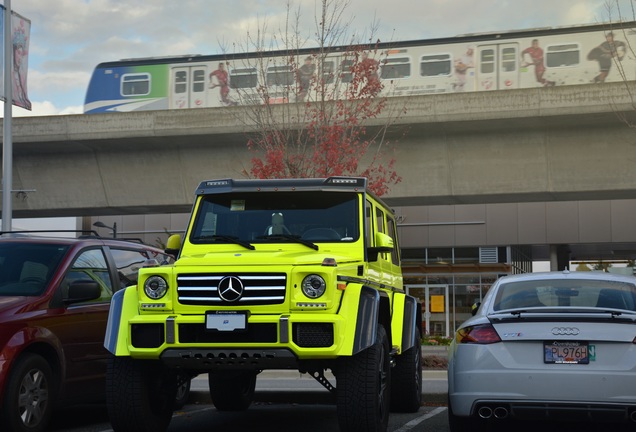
337, 325, 391, 432
208, 370, 257, 411
106, 356, 177, 432
0, 353, 56, 432
390, 327, 422, 412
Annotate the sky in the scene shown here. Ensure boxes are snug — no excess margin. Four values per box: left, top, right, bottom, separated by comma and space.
4, 0, 634, 118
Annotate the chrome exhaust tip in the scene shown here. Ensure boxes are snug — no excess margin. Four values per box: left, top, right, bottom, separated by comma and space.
478, 406, 493, 419
493, 407, 509, 419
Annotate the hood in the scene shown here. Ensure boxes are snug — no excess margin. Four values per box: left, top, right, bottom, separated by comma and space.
176, 248, 360, 268
0, 296, 34, 317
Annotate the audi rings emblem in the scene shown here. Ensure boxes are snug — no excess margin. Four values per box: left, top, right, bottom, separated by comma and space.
218, 276, 244, 302
551, 327, 580, 336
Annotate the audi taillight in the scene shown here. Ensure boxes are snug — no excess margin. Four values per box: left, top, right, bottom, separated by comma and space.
455, 324, 501, 344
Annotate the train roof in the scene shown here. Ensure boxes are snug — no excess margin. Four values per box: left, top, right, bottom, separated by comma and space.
94, 20, 636, 69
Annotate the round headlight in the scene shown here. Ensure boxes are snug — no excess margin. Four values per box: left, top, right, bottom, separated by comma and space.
144, 276, 168, 299
301, 274, 326, 298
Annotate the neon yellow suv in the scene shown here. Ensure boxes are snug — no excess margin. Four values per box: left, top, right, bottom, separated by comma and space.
104, 177, 423, 432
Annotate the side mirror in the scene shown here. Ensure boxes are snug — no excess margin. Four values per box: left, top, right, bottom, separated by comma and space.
65, 280, 101, 304
367, 232, 394, 262
165, 234, 182, 258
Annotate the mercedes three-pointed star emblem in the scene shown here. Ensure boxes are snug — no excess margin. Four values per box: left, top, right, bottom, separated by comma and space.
218, 276, 244, 302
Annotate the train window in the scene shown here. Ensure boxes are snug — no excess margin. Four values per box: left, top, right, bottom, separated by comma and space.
546, 44, 580, 67
174, 71, 187, 94
230, 68, 258, 89
501, 47, 517, 72
381, 57, 410, 79
121, 73, 151, 96
480, 49, 495, 74
420, 54, 452, 77
340, 59, 355, 83
267, 65, 294, 86
193, 70, 206, 93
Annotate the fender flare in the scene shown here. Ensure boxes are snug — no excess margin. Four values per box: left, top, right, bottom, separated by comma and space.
104, 286, 138, 355
351, 286, 380, 355
400, 294, 422, 351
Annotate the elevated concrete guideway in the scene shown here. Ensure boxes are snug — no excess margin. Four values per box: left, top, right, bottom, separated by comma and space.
2, 81, 636, 218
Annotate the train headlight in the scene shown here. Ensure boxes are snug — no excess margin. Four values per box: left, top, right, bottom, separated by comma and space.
301, 274, 326, 299
144, 276, 168, 299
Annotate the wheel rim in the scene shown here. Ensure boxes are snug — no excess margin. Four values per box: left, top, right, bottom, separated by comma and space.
18, 368, 49, 427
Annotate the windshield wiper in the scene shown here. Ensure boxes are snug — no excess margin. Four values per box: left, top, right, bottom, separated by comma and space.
198, 235, 255, 250
257, 234, 318, 250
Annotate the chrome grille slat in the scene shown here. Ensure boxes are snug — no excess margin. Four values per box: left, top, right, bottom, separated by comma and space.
177, 273, 286, 305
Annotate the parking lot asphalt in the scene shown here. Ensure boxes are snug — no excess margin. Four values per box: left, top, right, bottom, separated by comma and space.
187, 346, 449, 406
189, 368, 448, 406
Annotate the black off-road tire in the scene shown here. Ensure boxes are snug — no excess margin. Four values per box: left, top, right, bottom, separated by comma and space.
208, 370, 257, 411
0, 353, 56, 432
337, 325, 391, 432
106, 356, 177, 432
390, 327, 422, 412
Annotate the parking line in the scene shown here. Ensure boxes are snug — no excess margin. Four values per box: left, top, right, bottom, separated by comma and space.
393, 406, 447, 432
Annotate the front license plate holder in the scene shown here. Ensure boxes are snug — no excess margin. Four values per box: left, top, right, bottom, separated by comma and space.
206, 311, 247, 332
544, 340, 589, 364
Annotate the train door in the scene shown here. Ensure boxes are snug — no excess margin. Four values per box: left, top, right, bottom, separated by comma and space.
170, 66, 208, 109
476, 43, 519, 91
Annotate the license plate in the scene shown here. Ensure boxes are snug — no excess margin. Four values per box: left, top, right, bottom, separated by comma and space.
544, 341, 589, 364
206, 311, 247, 332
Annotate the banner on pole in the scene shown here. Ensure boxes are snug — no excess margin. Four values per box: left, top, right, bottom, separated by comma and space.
0, 5, 31, 110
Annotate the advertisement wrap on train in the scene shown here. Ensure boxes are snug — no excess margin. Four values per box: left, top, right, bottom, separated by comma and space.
83, 21, 634, 113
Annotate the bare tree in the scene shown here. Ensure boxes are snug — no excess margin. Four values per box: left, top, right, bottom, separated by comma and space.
222, 0, 405, 196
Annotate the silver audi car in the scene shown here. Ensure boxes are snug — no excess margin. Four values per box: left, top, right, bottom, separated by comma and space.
447, 270, 636, 431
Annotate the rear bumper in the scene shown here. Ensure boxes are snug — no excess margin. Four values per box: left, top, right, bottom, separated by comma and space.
457, 399, 636, 424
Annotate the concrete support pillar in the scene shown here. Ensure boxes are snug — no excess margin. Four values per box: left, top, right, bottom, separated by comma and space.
549, 244, 570, 271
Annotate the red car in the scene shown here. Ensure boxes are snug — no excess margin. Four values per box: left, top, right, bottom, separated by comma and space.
0, 233, 175, 432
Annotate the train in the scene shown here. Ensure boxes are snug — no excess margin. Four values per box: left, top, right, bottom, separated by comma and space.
83, 21, 636, 114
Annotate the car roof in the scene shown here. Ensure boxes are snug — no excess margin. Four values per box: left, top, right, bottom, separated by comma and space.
496, 270, 636, 284
0, 232, 163, 251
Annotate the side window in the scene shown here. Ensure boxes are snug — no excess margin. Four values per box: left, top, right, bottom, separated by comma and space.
480, 49, 495, 74
381, 57, 411, 79
174, 70, 187, 94
62, 248, 113, 302
501, 47, 517, 72
230, 67, 258, 89
387, 217, 400, 265
375, 207, 385, 234
110, 248, 174, 289
110, 248, 152, 288
365, 200, 374, 246
420, 54, 452, 77
193, 69, 206, 93
546, 43, 580, 67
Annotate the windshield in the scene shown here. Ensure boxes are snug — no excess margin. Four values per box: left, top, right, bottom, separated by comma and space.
0, 242, 69, 296
190, 191, 359, 244
492, 278, 636, 312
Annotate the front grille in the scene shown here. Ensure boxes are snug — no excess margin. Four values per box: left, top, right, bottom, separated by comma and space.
293, 323, 334, 347
177, 273, 286, 306
179, 323, 278, 343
